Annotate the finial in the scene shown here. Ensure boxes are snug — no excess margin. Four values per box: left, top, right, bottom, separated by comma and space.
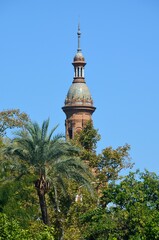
77, 23, 81, 52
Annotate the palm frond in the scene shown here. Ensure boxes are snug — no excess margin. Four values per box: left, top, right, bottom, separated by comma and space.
41, 118, 49, 142
47, 124, 60, 142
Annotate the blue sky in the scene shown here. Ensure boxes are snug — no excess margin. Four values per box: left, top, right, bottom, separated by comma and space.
1, 1, 159, 173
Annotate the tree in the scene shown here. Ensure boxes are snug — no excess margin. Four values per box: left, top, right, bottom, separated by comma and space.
74, 121, 101, 152
97, 144, 133, 190
2, 119, 93, 226
81, 170, 159, 240
0, 174, 39, 228
0, 109, 30, 137
0, 212, 55, 240
73, 122, 132, 186
73, 121, 101, 168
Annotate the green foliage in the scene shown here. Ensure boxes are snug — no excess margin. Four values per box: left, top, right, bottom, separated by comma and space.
0, 109, 30, 137
81, 170, 159, 240
2, 112, 157, 239
74, 121, 101, 152
0, 212, 27, 240
1, 118, 94, 236
0, 175, 39, 228
63, 190, 97, 240
96, 144, 133, 192
73, 121, 101, 168
73, 123, 132, 188
0, 212, 54, 240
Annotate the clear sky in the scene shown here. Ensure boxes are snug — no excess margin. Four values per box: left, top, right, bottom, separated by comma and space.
1, 0, 159, 173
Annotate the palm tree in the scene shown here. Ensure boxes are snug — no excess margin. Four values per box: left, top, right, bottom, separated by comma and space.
2, 119, 93, 225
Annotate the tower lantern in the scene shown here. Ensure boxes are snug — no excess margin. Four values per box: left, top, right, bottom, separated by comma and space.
62, 25, 96, 139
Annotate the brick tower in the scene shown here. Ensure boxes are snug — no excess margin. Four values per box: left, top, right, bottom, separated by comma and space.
62, 25, 96, 139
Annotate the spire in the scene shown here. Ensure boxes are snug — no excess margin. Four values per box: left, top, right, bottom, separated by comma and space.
77, 23, 81, 52
73, 23, 86, 82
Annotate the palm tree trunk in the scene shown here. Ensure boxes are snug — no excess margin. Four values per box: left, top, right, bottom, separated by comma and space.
37, 190, 49, 225
35, 175, 49, 225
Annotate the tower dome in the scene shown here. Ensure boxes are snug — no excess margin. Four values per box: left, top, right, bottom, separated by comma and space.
65, 82, 93, 106
73, 52, 85, 62
62, 25, 96, 139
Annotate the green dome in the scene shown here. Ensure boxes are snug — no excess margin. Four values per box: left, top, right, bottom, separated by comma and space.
65, 82, 93, 106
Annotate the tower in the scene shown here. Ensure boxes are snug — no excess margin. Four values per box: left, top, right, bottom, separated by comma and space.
62, 25, 96, 139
